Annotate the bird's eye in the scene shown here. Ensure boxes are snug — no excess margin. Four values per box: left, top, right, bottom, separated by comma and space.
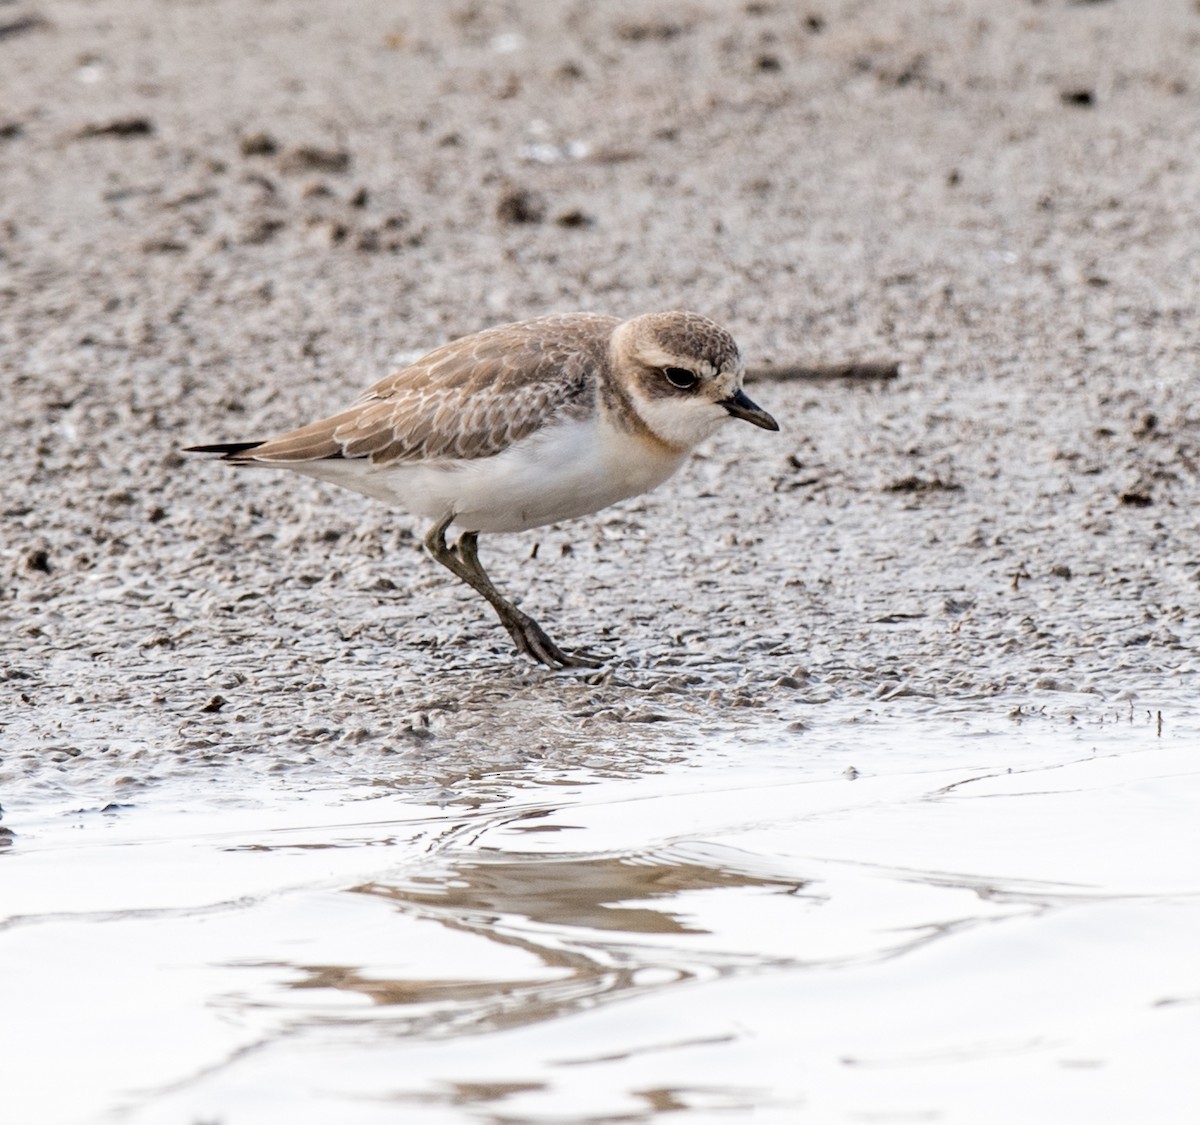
663, 367, 698, 390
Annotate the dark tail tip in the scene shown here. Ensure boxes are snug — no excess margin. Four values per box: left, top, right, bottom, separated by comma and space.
182, 441, 265, 460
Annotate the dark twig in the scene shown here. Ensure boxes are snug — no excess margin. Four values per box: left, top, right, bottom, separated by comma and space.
0, 15, 50, 41
744, 361, 900, 384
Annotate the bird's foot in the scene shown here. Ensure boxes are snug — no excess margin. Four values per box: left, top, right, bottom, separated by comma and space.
501, 609, 602, 670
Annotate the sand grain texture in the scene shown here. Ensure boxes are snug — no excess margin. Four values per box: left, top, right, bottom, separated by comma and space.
3, 0, 1199, 796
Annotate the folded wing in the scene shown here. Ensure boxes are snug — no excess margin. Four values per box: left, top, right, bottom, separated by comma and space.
189, 313, 617, 466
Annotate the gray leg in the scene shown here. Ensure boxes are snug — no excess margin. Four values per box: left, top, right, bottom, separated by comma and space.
423, 513, 600, 669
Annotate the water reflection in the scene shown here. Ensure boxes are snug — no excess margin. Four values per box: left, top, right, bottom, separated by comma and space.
365, 853, 807, 934
7, 733, 1196, 1125
278, 851, 807, 1040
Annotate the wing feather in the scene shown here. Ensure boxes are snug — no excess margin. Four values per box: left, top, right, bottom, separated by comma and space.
239, 313, 618, 466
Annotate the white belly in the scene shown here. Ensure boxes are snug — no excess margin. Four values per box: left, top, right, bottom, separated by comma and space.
290, 417, 686, 534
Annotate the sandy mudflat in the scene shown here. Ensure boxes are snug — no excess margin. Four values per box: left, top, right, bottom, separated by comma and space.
5, 6, 1200, 1123
3, 0, 1200, 795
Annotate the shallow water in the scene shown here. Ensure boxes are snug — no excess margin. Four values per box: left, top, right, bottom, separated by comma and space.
4, 710, 1198, 1125
4, 0, 1200, 1120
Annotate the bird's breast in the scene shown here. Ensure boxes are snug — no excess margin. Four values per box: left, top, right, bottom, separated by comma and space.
444, 415, 685, 534
298, 415, 688, 535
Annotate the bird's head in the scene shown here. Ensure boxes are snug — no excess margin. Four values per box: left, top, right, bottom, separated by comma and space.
613, 311, 779, 450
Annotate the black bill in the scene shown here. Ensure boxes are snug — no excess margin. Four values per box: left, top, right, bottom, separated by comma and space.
721, 388, 779, 431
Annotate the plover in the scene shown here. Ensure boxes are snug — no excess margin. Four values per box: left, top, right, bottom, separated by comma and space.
186, 311, 778, 668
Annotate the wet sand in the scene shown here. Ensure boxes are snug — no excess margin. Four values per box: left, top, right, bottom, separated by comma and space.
3, 1, 1200, 1121
4, 0, 1199, 795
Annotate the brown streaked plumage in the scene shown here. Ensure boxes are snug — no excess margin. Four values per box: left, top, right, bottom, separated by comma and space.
186, 311, 779, 668
237, 313, 618, 466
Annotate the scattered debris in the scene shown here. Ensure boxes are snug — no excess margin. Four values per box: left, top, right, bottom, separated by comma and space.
554, 208, 592, 228
141, 238, 187, 254
74, 117, 154, 139
519, 139, 590, 164
1119, 487, 1153, 507
585, 146, 639, 165
616, 20, 687, 42
280, 145, 351, 174
884, 474, 962, 494
496, 186, 545, 224
239, 131, 278, 156
1061, 88, 1095, 107
162, 187, 217, 209
240, 216, 285, 245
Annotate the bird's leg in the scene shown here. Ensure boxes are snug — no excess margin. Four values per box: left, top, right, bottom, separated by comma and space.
457, 532, 602, 668
423, 514, 600, 669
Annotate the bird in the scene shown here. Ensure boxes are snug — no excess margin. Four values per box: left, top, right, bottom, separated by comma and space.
186, 310, 779, 668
